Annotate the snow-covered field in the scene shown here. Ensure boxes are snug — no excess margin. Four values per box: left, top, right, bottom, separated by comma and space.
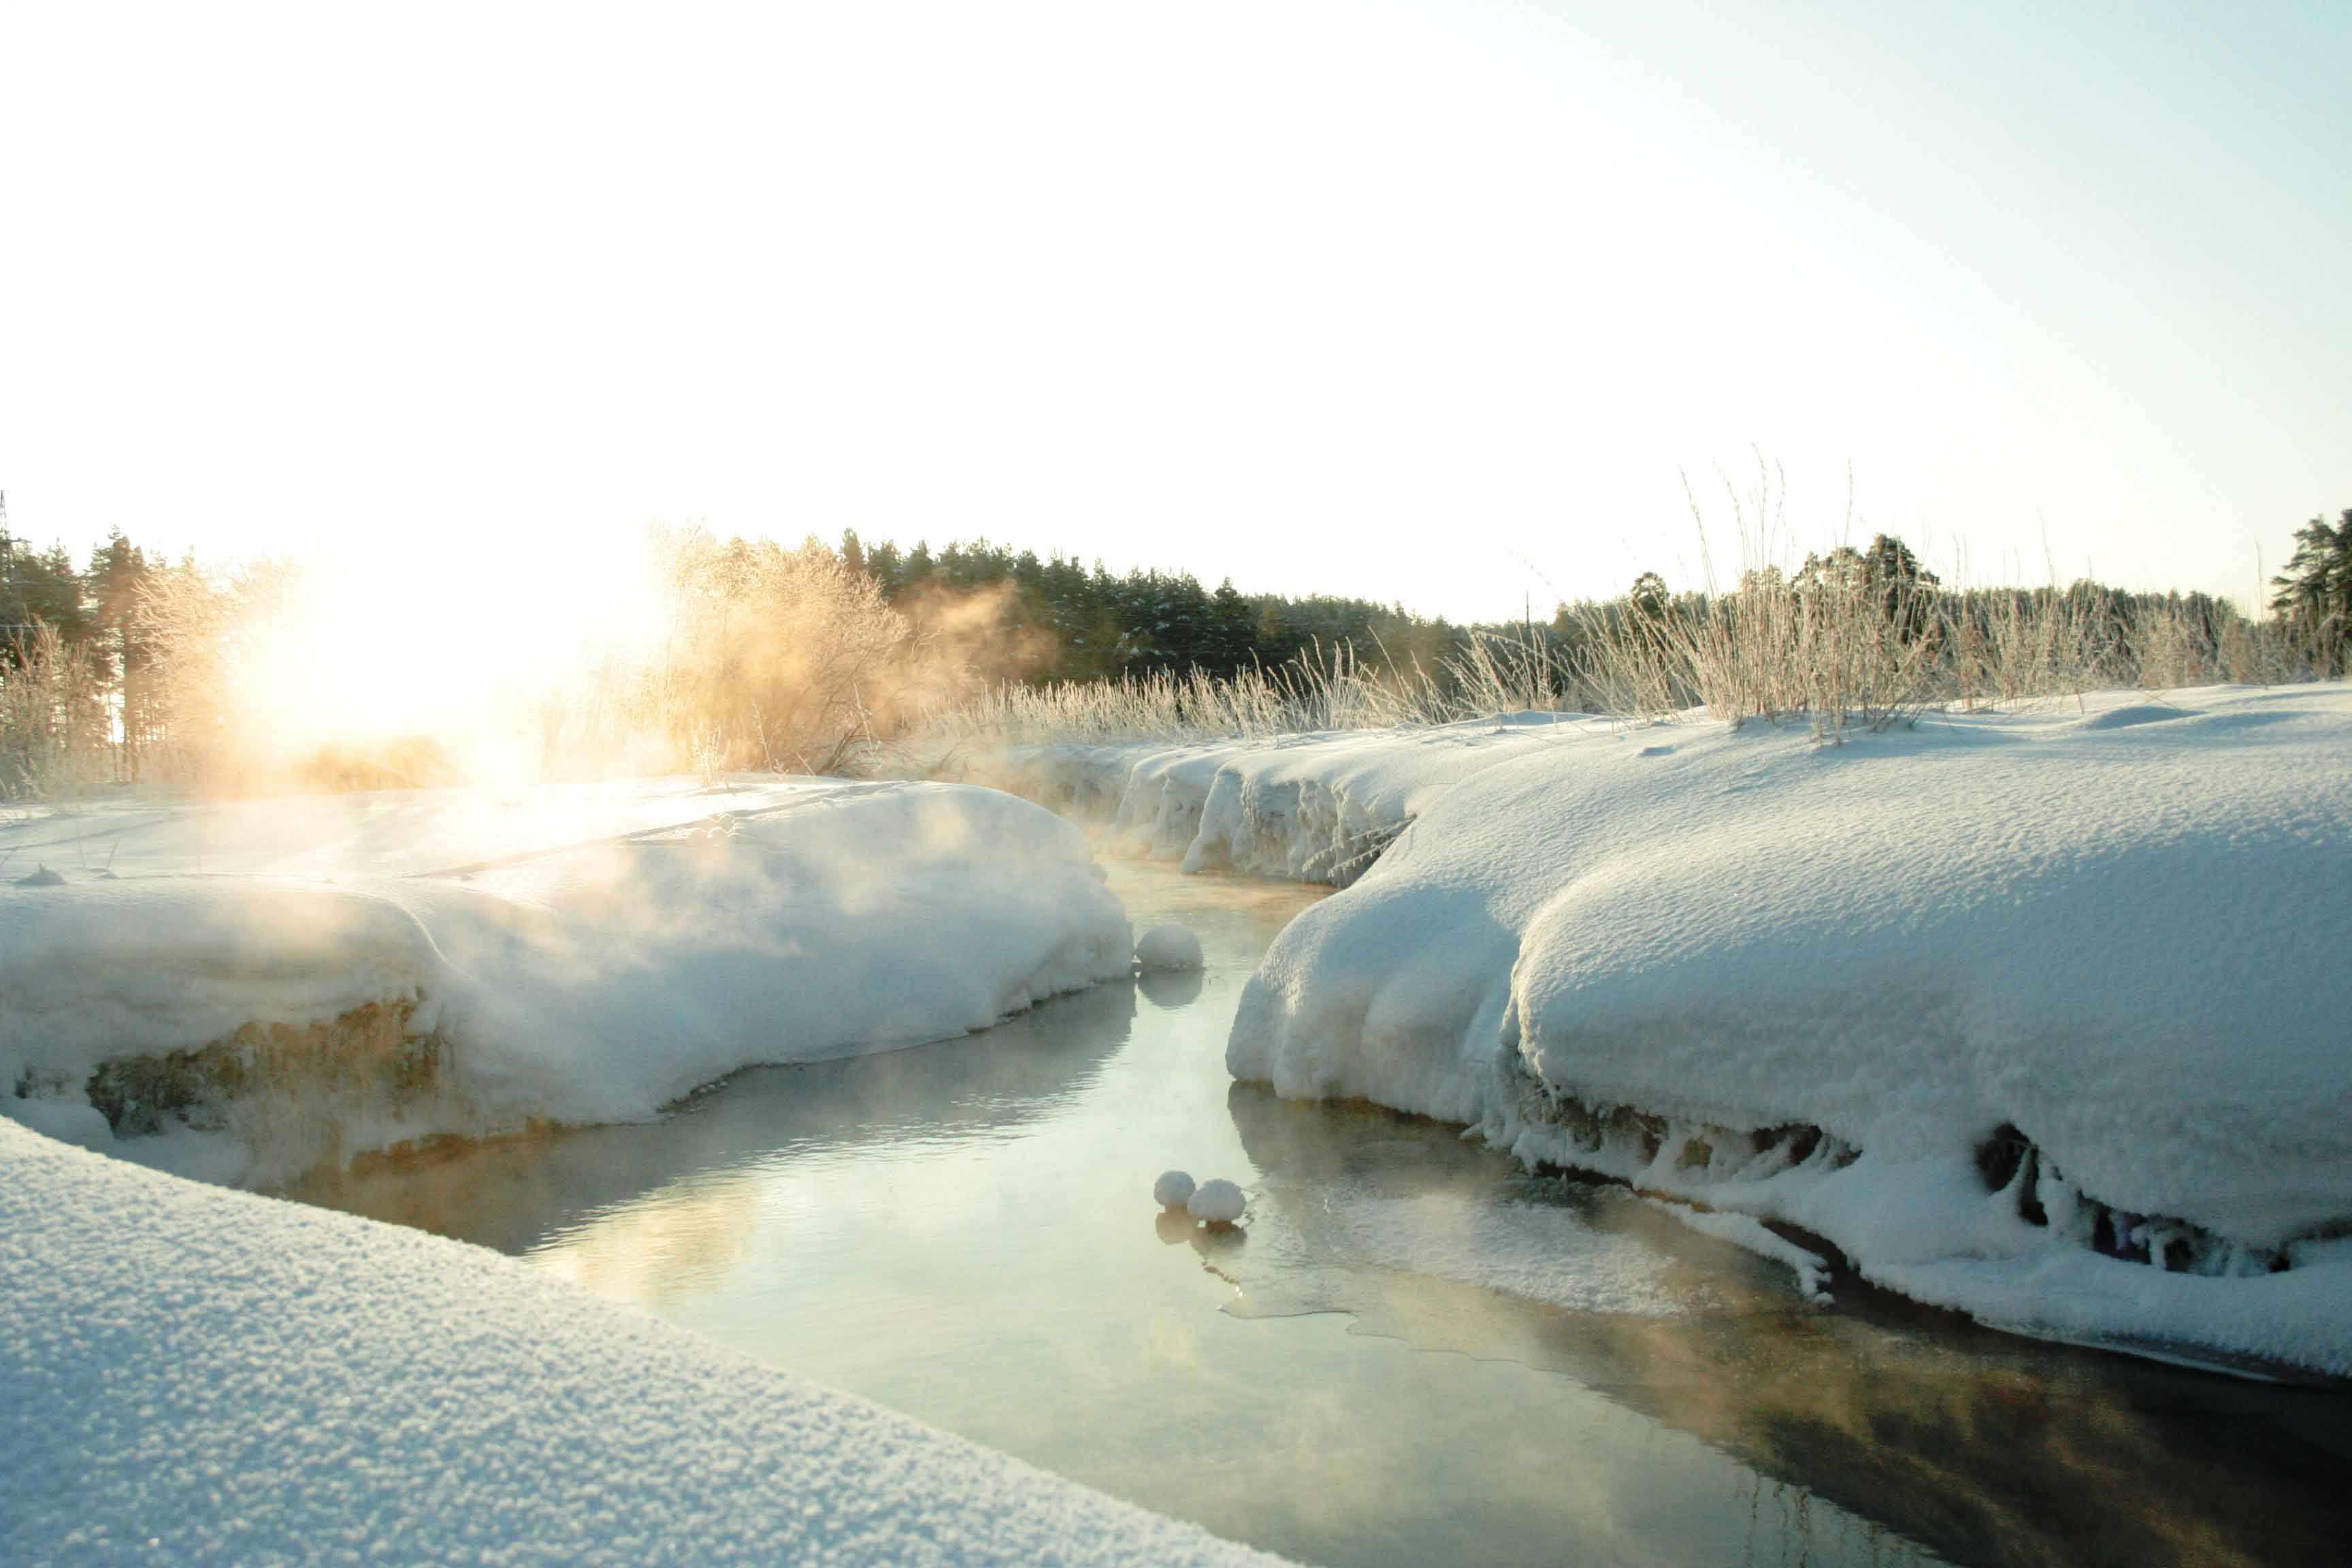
983, 686, 2352, 1377
0, 1119, 1277, 1567
1, 777, 1131, 1182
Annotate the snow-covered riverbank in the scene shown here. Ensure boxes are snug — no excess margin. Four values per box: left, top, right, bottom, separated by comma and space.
1, 778, 1130, 1182
2, 777, 1261, 1565
967, 710, 1601, 885
0, 1120, 1279, 1567
979, 685, 2352, 1377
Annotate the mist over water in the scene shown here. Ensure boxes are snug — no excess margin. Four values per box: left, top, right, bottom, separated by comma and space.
110, 525, 1034, 798
293, 860, 2352, 1567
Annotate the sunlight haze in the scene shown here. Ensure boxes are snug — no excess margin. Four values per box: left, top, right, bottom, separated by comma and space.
2, 0, 2345, 620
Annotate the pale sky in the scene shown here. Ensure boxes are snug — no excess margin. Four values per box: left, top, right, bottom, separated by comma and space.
1, 0, 2345, 623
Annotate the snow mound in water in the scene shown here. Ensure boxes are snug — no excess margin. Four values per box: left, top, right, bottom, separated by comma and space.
0, 1120, 1277, 1566
1188, 1178, 1247, 1224
1154, 1169, 1197, 1209
0, 781, 1132, 1179
1226, 685, 2352, 1375
1135, 924, 1205, 971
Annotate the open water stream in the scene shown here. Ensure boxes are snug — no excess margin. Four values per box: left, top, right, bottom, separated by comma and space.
293, 861, 2352, 1567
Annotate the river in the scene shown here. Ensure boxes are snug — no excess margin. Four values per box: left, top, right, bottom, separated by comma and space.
289, 860, 2352, 1567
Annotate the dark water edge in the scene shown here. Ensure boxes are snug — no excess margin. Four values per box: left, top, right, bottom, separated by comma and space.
287, 862, 2352, 1568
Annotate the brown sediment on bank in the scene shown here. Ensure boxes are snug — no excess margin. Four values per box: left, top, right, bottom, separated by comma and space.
1502, 1064, 2308, 1286
65, 999, 461, 1175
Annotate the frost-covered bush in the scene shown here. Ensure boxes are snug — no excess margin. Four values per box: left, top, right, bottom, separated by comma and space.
0, 625, 111, 800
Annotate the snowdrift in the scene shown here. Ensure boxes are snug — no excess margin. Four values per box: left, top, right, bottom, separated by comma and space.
1, 780, 1131, 1179
1192, 687, 2352, 1375
0, 772, 853, 880
971, 713, 1601, 884
0, 1120, 1277, 1567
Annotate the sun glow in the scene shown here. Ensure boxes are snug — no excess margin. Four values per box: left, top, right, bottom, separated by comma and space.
217, 532, 674, 788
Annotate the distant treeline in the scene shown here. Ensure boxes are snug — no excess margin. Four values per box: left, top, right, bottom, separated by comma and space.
0, 526, 151, 683
838, 531, 1467, 683
832, 523, 2351, 688
1, 506, 2345, 799
9, 518, 2342, 704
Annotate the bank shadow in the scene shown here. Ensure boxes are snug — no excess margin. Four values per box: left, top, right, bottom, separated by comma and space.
290, 981, 1139, 1254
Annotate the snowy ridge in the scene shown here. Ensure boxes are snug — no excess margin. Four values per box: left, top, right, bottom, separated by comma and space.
0, 1120, 1281, 1567
0, 773, 855, 881
1199, 685, 2352, 1375
970, 713, 1599, 884
1, 781, 1132, 1182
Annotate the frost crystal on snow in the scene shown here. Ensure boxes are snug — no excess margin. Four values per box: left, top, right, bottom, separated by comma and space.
1154, 1170, 1196, 1209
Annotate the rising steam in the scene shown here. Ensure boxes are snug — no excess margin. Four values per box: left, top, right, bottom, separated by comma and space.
129, 525, 998, 794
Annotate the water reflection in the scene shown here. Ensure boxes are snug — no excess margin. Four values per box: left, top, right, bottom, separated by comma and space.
287, 980, 1138, 1253
1137, 966, 1206, 1009
1226, 1081, 2352, 1568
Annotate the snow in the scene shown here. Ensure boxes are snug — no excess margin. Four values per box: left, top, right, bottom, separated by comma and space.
1188, 1177, 1247, 1225
970, 713, 1601, 885
0, 1119, 1280, 1567
0, 773, 851, 881
1188, 685, 2352, 1376
1, 778, 1132, 1181
1135, 922, 1205, 970
1155, 1169, 1198, 1208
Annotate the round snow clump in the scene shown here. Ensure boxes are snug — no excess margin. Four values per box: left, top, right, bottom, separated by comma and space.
1154, 1170, 1196, 1209
1134, 924, 1205, 973
1188, 1178, 1246, 1226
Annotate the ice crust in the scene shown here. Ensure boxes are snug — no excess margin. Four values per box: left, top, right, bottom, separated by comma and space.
0, 1120, 1279, 1567
1336, 1192, 1684, 1316
0, 779, 1132, 1177
996, 687, 2352, 1375
1642, 1198, 1834, 1303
